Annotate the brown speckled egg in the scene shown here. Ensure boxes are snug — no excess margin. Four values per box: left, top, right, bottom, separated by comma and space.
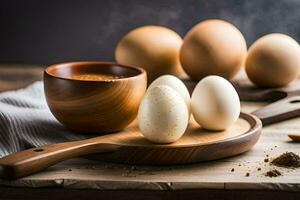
246, 33, 300, 87
138, 85, 189, 144
180, 19, 247, 80
115, 26, 186, 82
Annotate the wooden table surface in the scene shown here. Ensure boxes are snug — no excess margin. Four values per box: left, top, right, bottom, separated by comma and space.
0, 65, 299, 200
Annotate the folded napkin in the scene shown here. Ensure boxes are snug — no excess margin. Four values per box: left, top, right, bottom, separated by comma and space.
0, 82, 90, 157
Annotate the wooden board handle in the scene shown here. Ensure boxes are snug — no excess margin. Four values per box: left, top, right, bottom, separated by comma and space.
0, 138, 119, 180
252, 96, 300, 125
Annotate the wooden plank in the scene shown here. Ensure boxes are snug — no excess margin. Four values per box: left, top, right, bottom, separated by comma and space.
0, 187, 299, 200
0, 66, 299, 191
0, 64, 43, 92
0, 101, 299, 191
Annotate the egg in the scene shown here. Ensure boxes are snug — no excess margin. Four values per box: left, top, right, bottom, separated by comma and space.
180, 19, 247, 80
246, 33, 300, 87
191, 76, 240, 131
138, 85, 189, 143
115, 25, 186, 82
148, 75, 191, 115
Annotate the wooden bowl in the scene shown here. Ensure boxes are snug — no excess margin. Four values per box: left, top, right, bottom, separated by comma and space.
44, 61, 147, 133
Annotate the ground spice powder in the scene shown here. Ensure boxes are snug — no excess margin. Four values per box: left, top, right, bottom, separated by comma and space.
265, 169, 282, 177
271, 152, 300, 168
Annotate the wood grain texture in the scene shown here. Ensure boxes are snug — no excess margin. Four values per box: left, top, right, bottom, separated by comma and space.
0, 65, 300, 192
0, 113, 261, 179
44, 61, 147, 133
252, 95, 300, 125
1, 101, 299, 192
1, 66, 300, 194
0, 64, 43, 92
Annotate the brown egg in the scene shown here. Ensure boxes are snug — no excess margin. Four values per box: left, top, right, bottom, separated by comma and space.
246, 33, 300, 87
115, 26, 186, 82
180, 19, 247, 80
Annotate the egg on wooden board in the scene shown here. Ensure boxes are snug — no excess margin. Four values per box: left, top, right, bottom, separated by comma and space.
180, 19, 247, 80
148, 75, 191, 115
246, 33, 300, 87
138, 85, 189, 144
115, 25, 186, 82
191, 76, 240, 131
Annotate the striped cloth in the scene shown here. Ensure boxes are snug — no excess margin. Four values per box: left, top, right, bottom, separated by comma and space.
0, 82, 90, 157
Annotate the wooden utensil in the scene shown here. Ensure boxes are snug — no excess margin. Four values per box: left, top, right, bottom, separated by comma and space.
0, 113, 261, 180
232, 78, 300, 102
184, 78, 300, 125
44, 61, 147, 133
288, 134, 300, 142
234, 78, 300, 125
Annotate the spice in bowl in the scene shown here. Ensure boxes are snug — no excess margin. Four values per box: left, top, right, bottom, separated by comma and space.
72, 73, 123, 81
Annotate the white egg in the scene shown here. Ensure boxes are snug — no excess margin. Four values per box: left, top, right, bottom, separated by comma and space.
138, 85, 189, 143
148, 75, 191, 115
191, 75, 240, 131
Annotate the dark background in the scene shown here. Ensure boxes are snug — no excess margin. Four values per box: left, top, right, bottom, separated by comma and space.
1, 0, 300, 65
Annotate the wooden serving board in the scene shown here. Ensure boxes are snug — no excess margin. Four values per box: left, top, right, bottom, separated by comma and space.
0, 113, 261, 179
